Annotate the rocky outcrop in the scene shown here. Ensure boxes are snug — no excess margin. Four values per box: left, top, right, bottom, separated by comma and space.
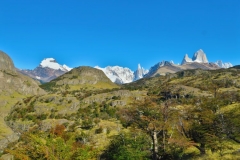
0, 51, 16, 72
0, 51, 45, 96
0, 51, 46, 152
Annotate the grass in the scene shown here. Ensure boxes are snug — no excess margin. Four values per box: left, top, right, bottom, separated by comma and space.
77, 119, 126, 151
0, 92, 28, 139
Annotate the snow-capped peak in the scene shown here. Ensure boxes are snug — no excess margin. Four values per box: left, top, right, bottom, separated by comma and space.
95, 64, 149, 84
40, 58, 72, 71
95, 65, 134, 84
215, 60, 233, 68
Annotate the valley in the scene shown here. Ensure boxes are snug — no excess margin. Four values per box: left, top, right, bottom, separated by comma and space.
0, 50, 240, 160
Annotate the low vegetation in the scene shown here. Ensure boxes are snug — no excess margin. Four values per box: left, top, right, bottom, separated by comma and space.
1, 68, 240, 159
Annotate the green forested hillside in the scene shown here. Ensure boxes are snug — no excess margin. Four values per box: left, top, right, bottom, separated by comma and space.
1, 67, 240, 160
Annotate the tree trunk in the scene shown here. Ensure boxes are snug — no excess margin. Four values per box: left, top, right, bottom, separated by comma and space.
163, 130, 166, 153
196, 143, 206, 155
152, 131, 159, 160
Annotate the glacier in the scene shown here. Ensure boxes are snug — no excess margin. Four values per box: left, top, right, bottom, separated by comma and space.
95, 64, 149, 84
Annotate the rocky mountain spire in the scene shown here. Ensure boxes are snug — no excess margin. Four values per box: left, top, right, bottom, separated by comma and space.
181, 54, 193, 65
192, 49, 208, 63
181, 49, 209, 65
134, 64, 148, 81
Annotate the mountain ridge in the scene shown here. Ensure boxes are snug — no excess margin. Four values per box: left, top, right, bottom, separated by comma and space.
145, 49, 225, 77
95, 64, 149, 84
181, 49, 208, 65
15, 49, 234, 84
20, 58, 72, 83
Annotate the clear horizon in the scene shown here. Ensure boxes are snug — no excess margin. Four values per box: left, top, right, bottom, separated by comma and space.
0, 0, 239, 71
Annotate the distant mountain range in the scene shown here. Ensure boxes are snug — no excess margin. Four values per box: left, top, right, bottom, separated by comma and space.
181, 49, 233, 68
181, 49, 209, 65
19, 58, 72, 83
145, 49, 233, 77
95, 64, 149, 84
18, 49, 233, 84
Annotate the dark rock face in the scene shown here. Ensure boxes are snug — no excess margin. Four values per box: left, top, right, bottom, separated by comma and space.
0, 51, 16, 72
0, 51, 45, 95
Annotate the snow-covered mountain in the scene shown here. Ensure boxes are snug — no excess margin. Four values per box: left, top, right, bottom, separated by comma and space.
95, 64, 148, 84
215, 60, 233, 68
40, 58, 72, 71
95, 66, 134, 84
181, 49, 208, 65
19, 58, 72, 82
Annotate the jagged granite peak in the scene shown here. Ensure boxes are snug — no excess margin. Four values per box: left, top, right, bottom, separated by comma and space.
134, 64, 149, 81
138, 64, 141, 70
40, 58, 72, 71
0, 50, 16, 72
181, 54, 193, 65
192, 49, 208, 63
215, 60, 233, 68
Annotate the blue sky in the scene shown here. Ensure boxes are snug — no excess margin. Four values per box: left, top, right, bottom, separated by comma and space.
0, 0, 239, 70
